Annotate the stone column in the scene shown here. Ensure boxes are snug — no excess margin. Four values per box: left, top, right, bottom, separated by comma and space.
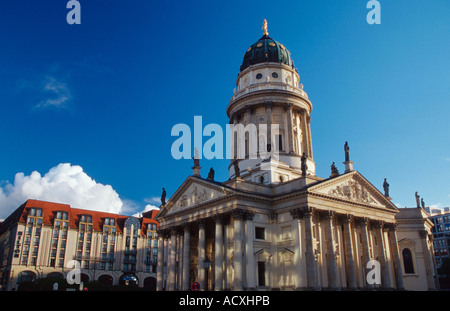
285, 103, 294, 153
232, 209, 244, 290
245, 211, 256, 290
265, 102, 273, 153
198, 221, 206, 290
303, 207, 317, 289
182, 224, 191, 291
213, 216, 224, 291
306, 115, 313, 158
156, 234, 165, 291
387, 223, 405, 290
168, 229, 177, 291
359, 218, 374, 290
300, 110, 309, 158
342, 214, 357, 290
177, 233, 183, 290
374, 221, 390, 289
323, 211, 339, 290
419, 230, 436, 290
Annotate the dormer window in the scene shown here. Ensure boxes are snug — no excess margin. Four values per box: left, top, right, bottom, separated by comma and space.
103, 218, 116, 234
27, 208, 43, 227
55, 211, 68, 220
104, 218, 115, 226
29, 208, 42, 217
80, 215, 92, 223
79, 214, 93, 232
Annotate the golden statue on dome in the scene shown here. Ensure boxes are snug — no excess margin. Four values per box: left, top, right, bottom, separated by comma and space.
262, 19, 269, 36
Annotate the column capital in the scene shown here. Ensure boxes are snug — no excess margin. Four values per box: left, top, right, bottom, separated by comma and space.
373, 220, 385, 229
340, 214, 354, 224
290, 208, 302, 219
385, 222, 398, 231
212, 214, 224, 224
157, 229, 171, 238
284, 102, 294, 110
270, 211, 278, 224
265, 101, 273, 109
290, 206, 316, 219
419, 230, 429, 239
232, 209, 246, 220
302, 206, 316, 218
197, 219, 206, 229
244, 211, 255, 221
356, 217, 371, 227
321, 210, 336, 221
182, 222, 193, 231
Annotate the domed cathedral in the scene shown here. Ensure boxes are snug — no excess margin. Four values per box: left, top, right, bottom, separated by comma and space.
228, 19, 316, 183
155, 21, 438, 291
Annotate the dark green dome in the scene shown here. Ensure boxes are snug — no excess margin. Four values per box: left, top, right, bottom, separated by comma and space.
240, 34, 294, 72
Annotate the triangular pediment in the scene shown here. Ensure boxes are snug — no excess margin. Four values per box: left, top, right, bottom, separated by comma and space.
157, 176, 233, 218
308, 171, 397, 211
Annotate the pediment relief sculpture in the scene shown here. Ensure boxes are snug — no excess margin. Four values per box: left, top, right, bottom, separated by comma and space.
174, 184, 225, 211
324, 179, 379, 205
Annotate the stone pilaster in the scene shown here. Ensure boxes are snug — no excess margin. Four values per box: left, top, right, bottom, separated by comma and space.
342, 214, 357, 290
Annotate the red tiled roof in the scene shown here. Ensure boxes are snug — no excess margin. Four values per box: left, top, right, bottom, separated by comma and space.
9, 199, 159, 235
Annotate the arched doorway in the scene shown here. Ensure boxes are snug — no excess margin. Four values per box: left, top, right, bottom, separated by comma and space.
80, 273, 90, 285
144, 277, 156, 290
47, 272, 64, 279
119, 274, 138, 287
16, 271, 37, 291
98, 274, 113, 286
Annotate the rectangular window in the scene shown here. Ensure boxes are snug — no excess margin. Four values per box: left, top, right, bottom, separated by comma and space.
255, 227, 265, 240
277, 134, 283, 151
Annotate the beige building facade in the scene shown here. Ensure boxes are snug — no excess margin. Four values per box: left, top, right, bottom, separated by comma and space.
0, 200, 159, 290
155, 23, 438, 291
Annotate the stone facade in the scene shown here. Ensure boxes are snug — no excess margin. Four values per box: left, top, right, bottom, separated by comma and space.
155, 23, 438, 291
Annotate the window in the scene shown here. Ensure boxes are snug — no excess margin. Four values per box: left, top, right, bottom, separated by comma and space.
276, 134, 283, 151
56, 211, 68, 220
103, 218, 116, 234
80, 215, 92, 223
256, 73, 263, 80
271, 72, 278, 78
27, 208, 43, 228
258, 261, 266, 286
29, 208, 42, 217
255, 227, 265, 240
402, 248, 414, 274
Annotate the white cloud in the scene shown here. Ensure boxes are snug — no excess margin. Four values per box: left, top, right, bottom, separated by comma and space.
132, 203, 160, 218
144, 196, 162, 205
0, 163, 123, 219
394, 202, 405, 209
34, 76, 71, 110
429, 203, 444, 210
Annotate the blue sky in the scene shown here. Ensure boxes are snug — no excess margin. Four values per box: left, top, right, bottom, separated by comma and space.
0, 0, 449, 217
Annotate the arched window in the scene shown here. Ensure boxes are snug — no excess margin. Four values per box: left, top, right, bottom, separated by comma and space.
125, 216, 141, 235
402, 248, 415, 274
17, 271, 36, 284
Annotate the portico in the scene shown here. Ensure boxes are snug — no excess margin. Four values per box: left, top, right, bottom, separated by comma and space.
155, 171, 406, 291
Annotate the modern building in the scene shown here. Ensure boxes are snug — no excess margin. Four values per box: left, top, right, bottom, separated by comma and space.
155, 21, 439, 291
426, 207, 450, 286
0, 199, 159, 291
